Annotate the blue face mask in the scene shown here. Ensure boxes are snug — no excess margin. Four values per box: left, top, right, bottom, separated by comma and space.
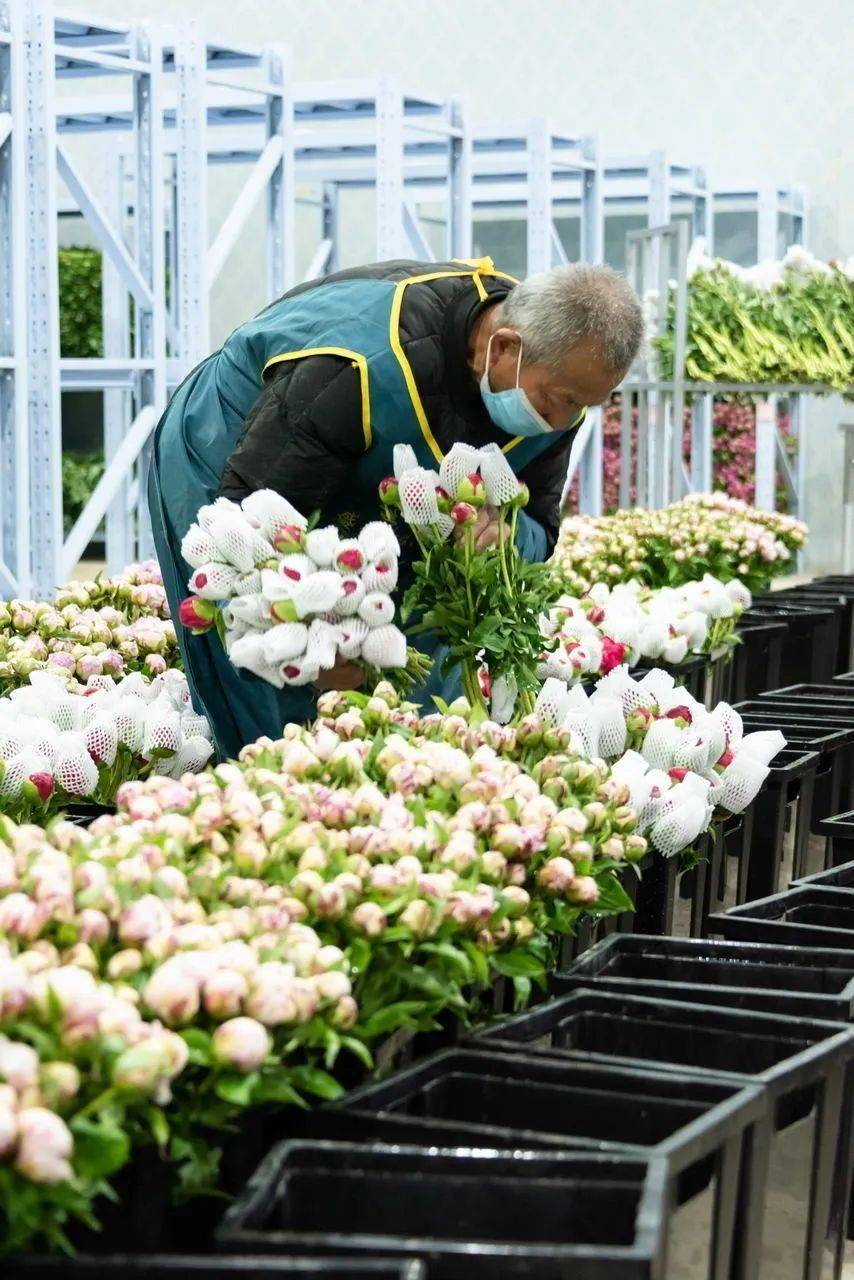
479, 335, 555, 437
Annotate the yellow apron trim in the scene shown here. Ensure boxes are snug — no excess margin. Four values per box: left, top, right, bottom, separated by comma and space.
501, 407, 587, 455
263, 347, 372, 450
389, 266, 519, 463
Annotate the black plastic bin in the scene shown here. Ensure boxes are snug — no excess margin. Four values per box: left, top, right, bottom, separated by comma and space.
741, 603, 839, 685
7, 1258, 425, 1280
710, 885, 854, 950
757, 589, 853, 675
834, 671, 854, 684
475, 989, 854, 1280
218, 1141, 669, 1280
554, 932, 854, 1021
728, 746, 819, 899
732, 620, 786, 701
812, 812, 854, 867
60, 801, 117, 827
331, 1046, 763, 1280
631, 653, 708, 700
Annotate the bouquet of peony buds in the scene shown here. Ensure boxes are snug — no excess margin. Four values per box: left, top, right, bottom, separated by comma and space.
534, 664, 785, 854
178, 490, 427, 691
380, 442, 557, 719
0, 670, 213, 823
538, 574, 751, 686
553, 493, 807, 597
52, 561, 170, 622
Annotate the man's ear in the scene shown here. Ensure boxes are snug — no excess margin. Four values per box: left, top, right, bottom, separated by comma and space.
490, 327, 522, 360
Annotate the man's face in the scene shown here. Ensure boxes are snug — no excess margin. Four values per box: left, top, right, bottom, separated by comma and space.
486, 328, 623, 430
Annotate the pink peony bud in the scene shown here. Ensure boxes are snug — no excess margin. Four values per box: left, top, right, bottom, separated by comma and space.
399, 898, 434, 937
477, 666, 492, 699
350, 902, 387, 937
14, 1108, 73, 1185
0, 1039, 40, 1091
76, 654, 103, 681
145, 654, 167, 676
0, 894, 45, 941
143, 962, 200, 1026
717, 748, 734, 768
456, 472, 485, 506
203, 969, 248, 1019
451, 501, 478, 527
600, 636, 628, 674
666, 705, 693, 726
27, 772, 55, 803
332, 995, 358, 1030
336, 547, 365, 572
537, 857, 576, 894
378, 476, 399, 507
566, 875, 600, 905
178, 596, 216, 634
113, 1042, 171, 1094
212, 1017, 270, 1073
272, 523, 304, 554
668, 767, 689, 783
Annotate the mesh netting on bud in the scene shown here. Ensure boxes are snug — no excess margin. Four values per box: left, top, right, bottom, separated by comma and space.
180, 713, 212, 742
207, 511, 270, 574
0, 728, 24, 760
359, 521, 400, 563
117, 672, 149, 701
439, 443, 482, 498
535, 679, 571, 727
361, 625, 407, 669
280, 657, 320, 687
435, 514, 454, 541
46, 694, 84, 734
0, 749, 51, 798
163, 671, 192, 710
715, 755, 771, 813
85, 717, 119, 768
393, 443, 419, 480
229, 634, 282, 686
114, 699, 146, 752
260, 569, 294, 603
306, 621, 339, 670
23, 722, 59, 766
640, 718, 688, 771
701, 715, 727, 766
562, 711, 599, 759
197, 497, 240, 529
331, 577, 366, 617
234, 570, 263, 597
399, 468, 441, 526
54, 740, 99, 797
593, 699, 628, 759
223, 620, 250, 652
292, 572, 345, 619
275, 554, 317, 584
635, 669, 677, 701
736, 730, 786, 768
649, 793, 711, 856
164, 735, 215, 777
224, 594, 272, 628
479, 443, 521, 506
189, 562, 241, 601
241, 489, 306, 539
672, 734, 714, 773
262, 623, 309, 664
142, 707, 182, 757
536, 649, 576, 684
332, 617, 369, 659
715, 703, 744, 749
304, 527, 340, 568
726, 579, 753, 610
180, 524, 217, 569
358, 593, 395, 628
361, 560, 399, 594
84, 676, 117, 696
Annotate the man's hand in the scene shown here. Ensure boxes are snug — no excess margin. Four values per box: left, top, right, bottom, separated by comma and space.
455, 504, 510, 551
315, 660, 365, 692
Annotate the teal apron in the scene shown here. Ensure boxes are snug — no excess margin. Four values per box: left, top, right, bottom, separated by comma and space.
148, 260, 557, 759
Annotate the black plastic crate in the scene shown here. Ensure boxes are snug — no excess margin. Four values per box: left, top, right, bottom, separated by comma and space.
219, 1141, 669, 1279
742, 603, 839, 685
555, 932, 854, 1021
710, 885, 854, 950
757, 590, 853, 675
726, 746, 819, 899
813, 812, 854, 867
732, 620, 786, 701
833, 671, 854, 684
332, 1047, 762, 1280
7, 1258, 425, 1280
475, 990, 854, 1280
60, 801, 117, 827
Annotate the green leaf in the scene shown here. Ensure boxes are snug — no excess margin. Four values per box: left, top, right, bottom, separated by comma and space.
252, 1071, 307, 1108
214, 1071, 259, 1106
70, 1116, 130, 1180
359, 1000, 427, 1040
289, 1066, 345, 1101
143, 1105, 170, 1150
491, 950, 546, 979
180, 1027, 213, 1066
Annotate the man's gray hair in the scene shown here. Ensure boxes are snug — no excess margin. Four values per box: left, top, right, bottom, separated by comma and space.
501, 264, 643, 373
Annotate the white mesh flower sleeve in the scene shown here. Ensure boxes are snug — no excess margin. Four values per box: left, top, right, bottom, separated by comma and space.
304, 527, 340, 568
85, 716, 119, 768
358, 521, 400, 563
592, 699, 628, 759
393, 443, 419, 479
188, 563, 241, 601
358, 593, 396, 628
0, 748, 51, 798
662, 636, 690, 665
165, 735, 215, 777
234, 570, 263, 597
714, 755, 771, 813
197, 497, 240, 531
479, 443, 521, 506
163, 671, 192, 710
637, 621, 669, 659
0, 727, 23, 760
534, 678, 571, 727
490, 673, 518, 725
261, 623, 310, 664
635, 669, 677, 701
229, 635, 284, 687
562, 711, 599, 760
224, 595, 273, 628
725, 579, 752, 610
640, 718, 683, 770
439, 443, 483, 498
649, 793, 711, 856
291, 573, 346, 618
331, 576, 366, 617
736, 730, 786, 768
305, 620, 339, 670
332, 617, 369, 659
240, 489, 306, 539
54, 736, 100, 797
180, 713, 213, 742
276, 554, 318, 584
715, 703, 744, 749
399, 468, 441, 526
113, 697, 146, 753
207, 510, 271, 572
280, 657, 320, 687
360, 625, 408, 669
142, 706, 182, 757
180, 525, 217, 569
672, 733, 715, 773
361, 560, 399, 594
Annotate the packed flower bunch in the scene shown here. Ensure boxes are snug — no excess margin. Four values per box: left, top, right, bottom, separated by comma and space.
553, 492, 807, 596
179, 489, 424, 691
53, 561, 170, 623
533, 666, 785, 856
381, 441, 555, 717
0, 670, 213, 824
656, 243, 854, 390
562, 398, 793, 513
0, 599, 179, 695
537, 575, 751, 686
0, 679, 648, 1249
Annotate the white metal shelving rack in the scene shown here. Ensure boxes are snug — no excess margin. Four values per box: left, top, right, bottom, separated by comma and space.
711, 182, 807, 261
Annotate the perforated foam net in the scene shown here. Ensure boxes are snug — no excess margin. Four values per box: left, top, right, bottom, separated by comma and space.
225, 594, 273, 628
361, 624, 407, 669
209, 511, 272, 575
715, 754, 772, 813
0, 748, 52, 798
304, 527, 340, 568
292, 572, 345, 619
180, 525, 217, 569
280, 657, 320, 687
399, 468, 441, 527
332, 617, 369, 659
241, 489, 306, 539
358, 593, 395, 628
534, 678, 571, 727
639, 719, 684, 771
85, 716, 119, 768
197, 497, 240, 532
331, 577, 366, 618
190, 562, 241, 601
113, 699, 146, 753
737, 730, 786, 768
479, 443, 521, 506
649, 792, 711, 856
361, 560, 399, 595
592, 699, 628, 759
142, 708, 182, 757
393, 443, 419, 480
54, 739, 100, 797
305, 620, 339, 670
180, 713, 212, 742
714, 702, 744, 749
358, 521, 400, 563
229, 634, 283, 686
439, 444, 482, 499
165, 735, 215, 777
261, 623, 309, 664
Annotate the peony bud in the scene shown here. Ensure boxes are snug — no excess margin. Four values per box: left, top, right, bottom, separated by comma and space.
272, 523, 304, 554
451, 501, 477, 527
26, 773, 55, 803
178, 596, 217, 634
14, 1108, 73, 1184
378, 476, 400, 507
456, 472, 485, 507
350, 902, 387, 937
537, 857, 576, 894
666, 705, 693, 726
143, 963, 200, 1027
567, 875, 600, 905
399, 898, 433, 937
39, 1062, 80, 1105
0, 1105, 17, 1159
203, 969, 248, 1019
212, 1017, 270, 1073
332, 995, 358, 1030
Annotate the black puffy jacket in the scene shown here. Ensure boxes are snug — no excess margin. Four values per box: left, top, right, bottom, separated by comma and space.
218, 259, 576, 554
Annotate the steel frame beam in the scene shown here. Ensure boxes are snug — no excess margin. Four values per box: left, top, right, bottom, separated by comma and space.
711, 182, 807, 261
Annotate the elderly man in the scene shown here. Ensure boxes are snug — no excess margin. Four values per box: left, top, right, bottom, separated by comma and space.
149, 257, 642, 757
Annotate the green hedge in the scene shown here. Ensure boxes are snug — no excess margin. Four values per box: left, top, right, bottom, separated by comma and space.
58, 246, 102, 358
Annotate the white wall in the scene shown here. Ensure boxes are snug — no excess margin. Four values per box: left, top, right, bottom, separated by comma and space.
80, 0, 854, 569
